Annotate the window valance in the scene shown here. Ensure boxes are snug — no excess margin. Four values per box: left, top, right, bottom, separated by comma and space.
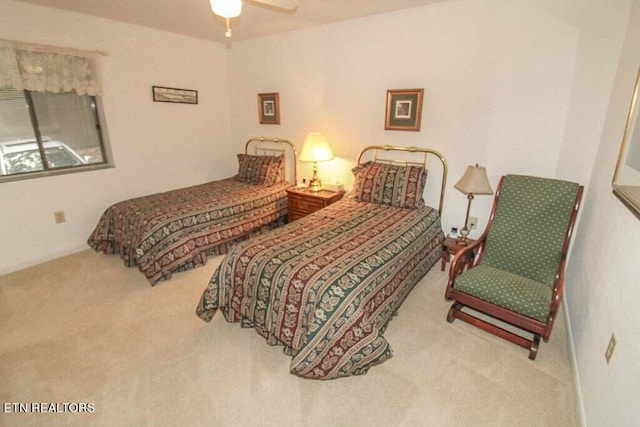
0, 39, 105, 96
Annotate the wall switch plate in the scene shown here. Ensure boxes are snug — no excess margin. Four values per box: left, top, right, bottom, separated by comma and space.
468, 216, 478, 229
605, 333, 616, 364
54, 211, 66, 224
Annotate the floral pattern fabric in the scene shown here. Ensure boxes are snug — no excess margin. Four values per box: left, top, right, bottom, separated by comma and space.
88, 178, 291, 285
196, 199, 444, 379
350, 161, 427, 209
235, 154, 284, 185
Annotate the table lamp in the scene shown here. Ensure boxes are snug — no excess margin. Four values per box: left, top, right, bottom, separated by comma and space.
299, 132, 334, 192
454, 164, 493, 245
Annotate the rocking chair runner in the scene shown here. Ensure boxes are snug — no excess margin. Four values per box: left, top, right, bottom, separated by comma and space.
445, 174, 583, 360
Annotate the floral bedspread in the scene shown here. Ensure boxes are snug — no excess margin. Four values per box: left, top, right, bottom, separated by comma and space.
196, 199, 444, 379
88, 178, 291, 285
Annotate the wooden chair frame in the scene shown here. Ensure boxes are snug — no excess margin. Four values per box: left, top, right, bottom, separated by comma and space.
444, 176, 583, 359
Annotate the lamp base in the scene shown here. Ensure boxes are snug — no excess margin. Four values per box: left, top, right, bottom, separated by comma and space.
457, 227, 470, 245
308, 179, 322, 192
309, 161, 322, 192
457, 194, 474, 246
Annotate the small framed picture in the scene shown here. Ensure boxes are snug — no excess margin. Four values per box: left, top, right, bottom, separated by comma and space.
385, 88, 424, 131
152, 86, 198, 104
258, 92, 280, 125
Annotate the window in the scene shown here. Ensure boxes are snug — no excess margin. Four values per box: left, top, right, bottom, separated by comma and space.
0, 39, 111, 181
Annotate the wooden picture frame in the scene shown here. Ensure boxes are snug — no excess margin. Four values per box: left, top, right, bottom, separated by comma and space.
385, 88, 424, 131
612, 65, 640, 219
152, 86, 198, 104
258, 92, 280, 125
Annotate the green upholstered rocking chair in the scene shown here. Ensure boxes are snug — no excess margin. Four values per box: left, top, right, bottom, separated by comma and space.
445, 174, 583, 360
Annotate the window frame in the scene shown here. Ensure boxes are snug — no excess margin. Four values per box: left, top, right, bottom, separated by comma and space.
0, 91, 113, 183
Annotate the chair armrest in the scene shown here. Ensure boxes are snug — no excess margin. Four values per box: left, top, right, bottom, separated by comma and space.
445, 238, 485, 300
448, 239, 482, 279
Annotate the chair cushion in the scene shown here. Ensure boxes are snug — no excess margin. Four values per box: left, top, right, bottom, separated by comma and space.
483, 175, 580, 288
454, 265, 553, 323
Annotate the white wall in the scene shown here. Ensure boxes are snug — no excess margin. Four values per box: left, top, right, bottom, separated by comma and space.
227, 0, 585, 235
0, 0, 232, 274
564, 0, 640, 425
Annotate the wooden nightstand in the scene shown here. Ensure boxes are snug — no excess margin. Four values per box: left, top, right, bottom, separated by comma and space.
441, 237, 476, 272
286, 187, 345, 222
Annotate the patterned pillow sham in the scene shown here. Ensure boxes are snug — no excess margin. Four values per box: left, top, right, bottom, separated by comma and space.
235, 154, 284, 185
350, 161, 427, 208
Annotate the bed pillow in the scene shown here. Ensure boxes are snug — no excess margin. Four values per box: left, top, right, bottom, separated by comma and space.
235, 154, 284, 185
351, 161, 427, 208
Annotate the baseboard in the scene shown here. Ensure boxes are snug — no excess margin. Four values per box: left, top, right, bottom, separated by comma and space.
563, 298, 587, 427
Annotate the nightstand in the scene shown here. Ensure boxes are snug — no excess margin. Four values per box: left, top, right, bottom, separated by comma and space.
441, 237, 476, 272
286, 187, 345, 222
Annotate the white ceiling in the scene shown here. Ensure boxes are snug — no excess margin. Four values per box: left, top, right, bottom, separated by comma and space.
15, 0, 438, 43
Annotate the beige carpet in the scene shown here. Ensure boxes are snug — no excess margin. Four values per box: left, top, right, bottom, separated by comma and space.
0, 250, 577, 426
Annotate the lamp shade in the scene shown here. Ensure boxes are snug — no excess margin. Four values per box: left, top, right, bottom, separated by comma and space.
210, 0, 242, 18
299, 132, 334, 163
454, 164, 493, 195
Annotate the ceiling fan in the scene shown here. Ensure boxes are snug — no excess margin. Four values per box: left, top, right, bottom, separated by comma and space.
209, 0, 298, 38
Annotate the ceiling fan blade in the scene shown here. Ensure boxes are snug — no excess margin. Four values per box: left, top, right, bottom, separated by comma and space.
249, 0, 298, 11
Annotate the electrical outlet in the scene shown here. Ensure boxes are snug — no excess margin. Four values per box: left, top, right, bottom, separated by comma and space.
468, 216, 478, 229
605, 333, 616, 364
54, 211, 66, 224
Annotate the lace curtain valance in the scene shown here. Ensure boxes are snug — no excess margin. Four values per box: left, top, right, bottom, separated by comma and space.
0, 39, 104, 96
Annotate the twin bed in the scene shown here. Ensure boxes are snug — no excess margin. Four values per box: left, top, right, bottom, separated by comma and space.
196, 145, 448, 379
88, 137, 296, 285
89, 142, 448, 379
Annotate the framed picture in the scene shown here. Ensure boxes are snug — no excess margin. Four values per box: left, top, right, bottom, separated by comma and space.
385, 88, 424, 131
613, 65, 640, 219
152, 86, 198, 104
258, 92, 280, 125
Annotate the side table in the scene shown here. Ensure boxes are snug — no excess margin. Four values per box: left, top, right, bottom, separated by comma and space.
441, 237, 476, 272
286, 187, 344, 222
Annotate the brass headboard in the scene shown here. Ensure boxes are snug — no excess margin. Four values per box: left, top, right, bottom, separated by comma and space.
244, 137, 297, 183
357, 145, 448, 215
